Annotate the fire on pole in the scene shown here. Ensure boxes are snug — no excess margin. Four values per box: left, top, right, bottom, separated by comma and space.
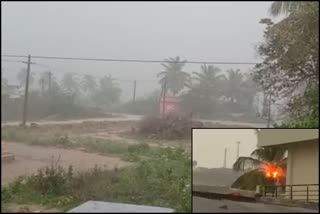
159, 96, 179, 117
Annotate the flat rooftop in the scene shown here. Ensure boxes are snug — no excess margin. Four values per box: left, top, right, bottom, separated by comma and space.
68, 201, 174, 213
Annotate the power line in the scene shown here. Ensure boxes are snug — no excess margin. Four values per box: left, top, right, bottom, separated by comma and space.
1, 54, 27, 58
2, 54, 260, 65
1, 59, 25, 63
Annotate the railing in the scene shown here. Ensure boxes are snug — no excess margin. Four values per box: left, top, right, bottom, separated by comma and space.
261, 184, 319, 203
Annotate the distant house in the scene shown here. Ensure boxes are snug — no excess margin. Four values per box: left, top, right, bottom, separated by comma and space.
256, 129, 319, 202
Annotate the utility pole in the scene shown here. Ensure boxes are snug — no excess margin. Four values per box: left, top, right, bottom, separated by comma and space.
162, 76, 167, 118
22, 54, 31, 127
133, 80, 136, 104
40, 78, 45, 94
48, 71, 52, 92
236, 141, 240, 160
223, 148, 227, 168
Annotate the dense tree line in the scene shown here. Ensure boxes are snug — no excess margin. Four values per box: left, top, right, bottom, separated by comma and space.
1, 71, 122, 121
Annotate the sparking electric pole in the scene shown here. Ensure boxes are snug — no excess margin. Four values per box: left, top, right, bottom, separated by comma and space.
236, 141, 240, 160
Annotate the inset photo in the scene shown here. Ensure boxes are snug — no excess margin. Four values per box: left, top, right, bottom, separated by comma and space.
192, 129, 319, 213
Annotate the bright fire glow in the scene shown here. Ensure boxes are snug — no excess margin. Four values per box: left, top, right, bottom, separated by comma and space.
272, 171, 278, 178
261, 161, 284, 180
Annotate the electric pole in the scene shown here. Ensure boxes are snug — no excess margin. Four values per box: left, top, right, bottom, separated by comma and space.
236, 141, 240, 160
48, 71, 52, 92
22, 54, 31, 127
133, 80, 136, 104
162, 76, 167, 118
223, 148, 227, 168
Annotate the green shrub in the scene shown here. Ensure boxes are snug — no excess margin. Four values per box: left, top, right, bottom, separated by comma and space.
127, 142, 150, 154
2, 146, 191, 212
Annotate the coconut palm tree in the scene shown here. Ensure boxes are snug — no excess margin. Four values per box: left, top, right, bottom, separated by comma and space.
233, 146, 287, 171
193, 64, 225, 94
232, 145, 287, 190
269, 1, 303, 16
191, 64, 226, 105
238, 73, 259, 113
92, 75, 121, 108
224, 69, 243, 106
38, 71, 51, 94
61, 72, 80, 95
157, 56, 190, 96
81, 74, 97, 95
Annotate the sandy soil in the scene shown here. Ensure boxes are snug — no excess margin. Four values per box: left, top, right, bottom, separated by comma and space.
3, 203, 62, 213
1, 142, 131, 185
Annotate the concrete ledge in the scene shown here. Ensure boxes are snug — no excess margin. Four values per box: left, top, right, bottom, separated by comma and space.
258, 197, 319, 211
193, 190, 257, 203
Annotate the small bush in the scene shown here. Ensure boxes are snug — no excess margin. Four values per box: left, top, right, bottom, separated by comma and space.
138, 115, 202, 140
128, 142, 150, 154
26, 164, 71, 195
1, 187, 12, 202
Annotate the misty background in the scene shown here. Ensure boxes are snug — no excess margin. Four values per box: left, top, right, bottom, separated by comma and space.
192, 129, 257, 169
1, 2, 281, 101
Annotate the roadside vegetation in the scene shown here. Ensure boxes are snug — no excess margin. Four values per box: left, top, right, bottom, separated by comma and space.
1, 121, 191, 212
2, 146, 191, 212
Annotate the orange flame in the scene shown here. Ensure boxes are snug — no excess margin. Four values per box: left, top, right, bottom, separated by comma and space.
261, 161, 284, 179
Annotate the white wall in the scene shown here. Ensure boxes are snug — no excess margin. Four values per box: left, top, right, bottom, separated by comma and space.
286, 140, 319, 202
257, 129, 319, 147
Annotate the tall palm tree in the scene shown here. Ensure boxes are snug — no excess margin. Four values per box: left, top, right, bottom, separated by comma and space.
239, 73, 259, 112
192, 64, 225, 99
61, 72, 80, 95
269, 1, 303, 16
38, 71, 51, 94
157, 56, 190, 96
81, 74, 97, 95
92, 75, 122, 108
233, 146, 287, 171
232, 145, 287, 190
193, 64, 225, 87
225, 69, 243, 105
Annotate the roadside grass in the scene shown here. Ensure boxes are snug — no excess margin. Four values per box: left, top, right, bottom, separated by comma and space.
1, 126, 190, 161
1, 146, 191, 212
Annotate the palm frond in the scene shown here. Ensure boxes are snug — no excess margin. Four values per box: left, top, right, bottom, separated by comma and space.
157, 71, 168, 78
233, 157, 261, 171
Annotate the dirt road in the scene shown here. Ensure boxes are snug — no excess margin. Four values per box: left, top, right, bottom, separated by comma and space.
1, 115, 142, 127
1, 142, 131, 185
1, 114, 267, 128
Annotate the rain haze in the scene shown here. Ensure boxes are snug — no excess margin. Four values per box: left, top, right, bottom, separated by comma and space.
1, 1, 279, 101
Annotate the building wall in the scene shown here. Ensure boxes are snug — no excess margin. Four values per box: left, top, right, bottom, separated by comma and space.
286, 140, 319, 202
257, 129, 318, 147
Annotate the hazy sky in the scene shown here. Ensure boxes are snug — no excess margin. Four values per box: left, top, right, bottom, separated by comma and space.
192, 129, 257, 168
1, 1, 279, 100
